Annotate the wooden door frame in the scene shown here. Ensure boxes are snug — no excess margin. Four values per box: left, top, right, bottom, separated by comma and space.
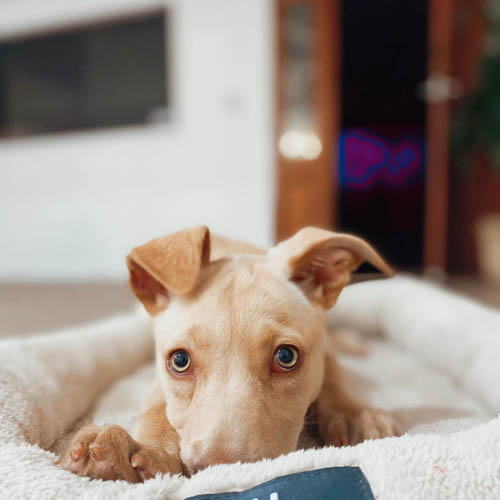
275, 0, 339, 242
424, 0, 454, 270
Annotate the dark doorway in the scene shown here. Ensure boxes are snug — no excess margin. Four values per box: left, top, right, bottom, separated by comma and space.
338, 0, 428, 269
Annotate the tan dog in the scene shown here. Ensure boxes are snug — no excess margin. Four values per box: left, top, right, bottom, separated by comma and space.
58, 226, 398, 482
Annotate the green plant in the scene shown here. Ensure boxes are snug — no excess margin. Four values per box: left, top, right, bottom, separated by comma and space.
451, 0, 500, 171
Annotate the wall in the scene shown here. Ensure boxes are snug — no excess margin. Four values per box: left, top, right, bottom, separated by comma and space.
0, 0, 275, 280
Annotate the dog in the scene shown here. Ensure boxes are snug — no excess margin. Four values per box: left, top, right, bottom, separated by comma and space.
58, 226, 399, 482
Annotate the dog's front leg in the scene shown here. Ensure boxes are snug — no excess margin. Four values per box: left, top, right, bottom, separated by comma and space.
131, 400, 183, 478
314, 354, 399, 447
58, 400, 182, 482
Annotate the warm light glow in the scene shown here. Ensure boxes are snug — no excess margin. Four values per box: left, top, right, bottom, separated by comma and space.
278, 130, 322, 160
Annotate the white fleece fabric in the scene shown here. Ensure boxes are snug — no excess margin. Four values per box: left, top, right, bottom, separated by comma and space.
1, 276, 500, 499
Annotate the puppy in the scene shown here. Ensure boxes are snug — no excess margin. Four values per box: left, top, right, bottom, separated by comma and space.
58, 226, 398, 482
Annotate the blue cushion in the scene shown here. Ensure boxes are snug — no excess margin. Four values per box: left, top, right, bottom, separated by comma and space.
187, 466, 374, 500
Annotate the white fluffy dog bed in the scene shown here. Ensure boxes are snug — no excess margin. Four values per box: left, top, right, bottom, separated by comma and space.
1, 276, 500, 499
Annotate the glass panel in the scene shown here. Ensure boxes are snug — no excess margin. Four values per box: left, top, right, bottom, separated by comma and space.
279, 4, 322, 161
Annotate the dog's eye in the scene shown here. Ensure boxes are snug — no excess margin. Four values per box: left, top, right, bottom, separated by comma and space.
274, 345, 299, 371
169, 350, 191, 373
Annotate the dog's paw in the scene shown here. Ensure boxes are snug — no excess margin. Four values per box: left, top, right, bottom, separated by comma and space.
130, 445, 180, 481
57, 424, 176, 482
321, 407, 400, 447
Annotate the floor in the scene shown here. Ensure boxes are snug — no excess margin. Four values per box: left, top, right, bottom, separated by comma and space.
1, 276, 499, 337
446, 276, 500, 308
0, 282, 135, 337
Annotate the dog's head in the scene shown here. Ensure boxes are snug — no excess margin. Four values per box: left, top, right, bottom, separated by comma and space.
127, 226, 391, 473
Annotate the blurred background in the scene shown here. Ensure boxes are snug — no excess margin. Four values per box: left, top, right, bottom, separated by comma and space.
0, 0, 499, 335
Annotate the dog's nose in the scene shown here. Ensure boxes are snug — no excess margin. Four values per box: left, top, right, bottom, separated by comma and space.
184, 439, 239, 475
189, 454, 236, 475
189, 461, 208, 475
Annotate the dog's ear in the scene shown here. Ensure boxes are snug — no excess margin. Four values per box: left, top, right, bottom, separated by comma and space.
268, 227, 393, 309
126, 226, 210, 315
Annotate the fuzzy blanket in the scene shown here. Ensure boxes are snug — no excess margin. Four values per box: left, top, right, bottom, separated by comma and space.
1, 276, 499, 499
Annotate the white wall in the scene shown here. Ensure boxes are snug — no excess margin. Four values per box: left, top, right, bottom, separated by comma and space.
0, 0, 275, 281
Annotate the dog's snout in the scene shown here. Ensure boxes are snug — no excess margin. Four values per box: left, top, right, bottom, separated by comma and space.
189, 456, 231, 475
183, 438, 239, 475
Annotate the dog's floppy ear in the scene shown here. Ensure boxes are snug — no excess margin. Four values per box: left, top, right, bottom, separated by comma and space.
268, 227, 393, 309
126, 226, 210, 315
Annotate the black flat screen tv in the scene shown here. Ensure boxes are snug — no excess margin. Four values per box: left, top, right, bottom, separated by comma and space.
0, 11, 168, 138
